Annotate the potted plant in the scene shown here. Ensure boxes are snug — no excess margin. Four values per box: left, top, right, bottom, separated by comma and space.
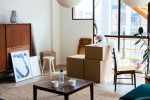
133, 27, 149, 73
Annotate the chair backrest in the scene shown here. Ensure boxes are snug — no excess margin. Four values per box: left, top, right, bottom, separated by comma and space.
113, 48, 117, 74
77, 38, 92, 54
79, 38, 92, 45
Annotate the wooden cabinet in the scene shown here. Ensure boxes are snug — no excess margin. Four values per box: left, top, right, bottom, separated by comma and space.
0, 24, 32, 73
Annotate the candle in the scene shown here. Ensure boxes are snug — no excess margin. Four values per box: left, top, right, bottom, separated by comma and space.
51, 81, 59, 88
69, 79, 76, 86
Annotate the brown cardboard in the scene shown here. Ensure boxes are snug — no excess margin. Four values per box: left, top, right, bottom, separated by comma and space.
85, 45, 111, 61
40, 51, 56, 70
67, 55, 85, 79
84, 59, 112, 83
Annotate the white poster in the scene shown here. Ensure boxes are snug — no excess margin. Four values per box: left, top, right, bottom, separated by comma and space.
11, 50, 32, 82
30, 56, 41, 77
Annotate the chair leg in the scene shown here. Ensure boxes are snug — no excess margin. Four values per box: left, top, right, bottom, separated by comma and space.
42, 59, 46, 74
113, 74, 115, 85
115, 75, 117, 91
49, 60, 52, 76
52, 59, 55, 72
131, 74, 133, 85
134, 72, 136, 88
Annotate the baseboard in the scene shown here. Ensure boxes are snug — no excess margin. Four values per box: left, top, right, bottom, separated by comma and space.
60, 62, 67, 65
56, 62, 61, 65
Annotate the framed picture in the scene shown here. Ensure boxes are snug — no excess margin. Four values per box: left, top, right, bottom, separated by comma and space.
11, 50, 32, 82
30, 56, 41, 77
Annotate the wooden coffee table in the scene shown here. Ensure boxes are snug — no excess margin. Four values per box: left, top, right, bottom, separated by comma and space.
33, 77, 94, 100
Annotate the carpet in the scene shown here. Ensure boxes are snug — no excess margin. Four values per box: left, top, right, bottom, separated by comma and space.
0, 77, 121, 100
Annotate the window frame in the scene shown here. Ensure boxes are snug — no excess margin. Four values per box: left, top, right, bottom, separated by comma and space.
72, 0, 94, 20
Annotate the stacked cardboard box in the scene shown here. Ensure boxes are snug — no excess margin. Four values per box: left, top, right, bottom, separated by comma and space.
84, 45, 112, 83
67, 55, 85, 79
67, 45, 112, 83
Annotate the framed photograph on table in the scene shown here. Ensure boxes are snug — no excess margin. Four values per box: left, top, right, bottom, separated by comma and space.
11, 50, 32, 82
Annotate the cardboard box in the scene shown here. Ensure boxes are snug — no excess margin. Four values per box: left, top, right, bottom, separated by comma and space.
85, 45, 111, 61
67, 55, 85, 79
84, 59, 112, 83
40, 51, 56, 70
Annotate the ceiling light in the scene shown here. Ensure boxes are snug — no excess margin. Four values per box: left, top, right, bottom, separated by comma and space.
57, 0, 81, 8
122, 0, 150, 8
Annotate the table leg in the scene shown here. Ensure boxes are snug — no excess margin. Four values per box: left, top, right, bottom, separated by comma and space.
90, 83, 94, 100
33, 86, 37, 100
64, 95, 69, 100
134, 72, 136, 88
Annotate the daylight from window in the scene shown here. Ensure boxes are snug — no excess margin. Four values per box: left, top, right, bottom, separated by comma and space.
73, 0, 148, 67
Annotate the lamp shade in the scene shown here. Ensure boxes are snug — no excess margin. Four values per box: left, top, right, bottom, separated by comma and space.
122, 0, 150, 8
57, 0, 81, 8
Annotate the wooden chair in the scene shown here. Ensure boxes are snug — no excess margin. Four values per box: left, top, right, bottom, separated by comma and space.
113, 48, 136, 91
77, 38, 92, 54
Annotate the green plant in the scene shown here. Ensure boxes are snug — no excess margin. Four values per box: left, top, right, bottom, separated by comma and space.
134, 27, 149, 69
94, 23, 98, 35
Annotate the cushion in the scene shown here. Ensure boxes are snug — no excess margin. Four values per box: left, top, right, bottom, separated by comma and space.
117, 66, 135, 72
120, 84, 150, 100
135, 69, 144, 74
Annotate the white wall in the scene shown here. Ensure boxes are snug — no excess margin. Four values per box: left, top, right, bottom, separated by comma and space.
52, 0, 61, 65
0, 0, 51, 55
0, 0, 61, 65
60, 7, 93, 65
0, 0, 92, 65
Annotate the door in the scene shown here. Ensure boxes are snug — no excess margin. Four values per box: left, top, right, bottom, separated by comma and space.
0, 25, 7, 72
6, 24, 31, 70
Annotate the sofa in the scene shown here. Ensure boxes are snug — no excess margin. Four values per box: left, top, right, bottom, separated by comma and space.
120, 84, 150, 100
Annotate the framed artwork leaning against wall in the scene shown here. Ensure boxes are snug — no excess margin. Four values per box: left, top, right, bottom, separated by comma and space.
11, 50, 32, 82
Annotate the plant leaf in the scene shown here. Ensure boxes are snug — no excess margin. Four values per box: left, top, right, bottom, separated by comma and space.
144, 46, 150, 53
133, 33, 139, 36
141, 52, 149, 64
140, 42, 147, 49
143, 64, 149, 70
143, 51, 149, 58
138, 27, 144, 34
134, 39, 141, 45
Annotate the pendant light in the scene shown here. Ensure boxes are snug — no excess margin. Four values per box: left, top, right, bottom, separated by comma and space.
122, 0, 150, 8
57, 0, 81, 8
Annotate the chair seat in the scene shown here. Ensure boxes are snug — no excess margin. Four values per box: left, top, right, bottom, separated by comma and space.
117, 66, 136, 72
43, 56, 54, 60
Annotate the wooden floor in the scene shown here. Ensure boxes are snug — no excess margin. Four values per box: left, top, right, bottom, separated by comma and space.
0, 65, 146, 99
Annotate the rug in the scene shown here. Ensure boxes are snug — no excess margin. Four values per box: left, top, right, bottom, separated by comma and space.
0, 77, 121, 100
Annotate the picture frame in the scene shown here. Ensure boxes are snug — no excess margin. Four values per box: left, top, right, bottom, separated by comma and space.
11, 50, 32, 82
30, 56, 41, 77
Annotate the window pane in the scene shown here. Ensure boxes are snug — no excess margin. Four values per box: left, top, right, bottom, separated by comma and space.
94, 0, 101, 35
120, 38, 147, 68
73, 0, 93, 19
120, 3, 147, 36
95, 0, 112, 36
111, 0, 118, 36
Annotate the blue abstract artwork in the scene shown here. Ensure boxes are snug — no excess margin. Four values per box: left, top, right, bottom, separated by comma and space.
11, 50, 32, 82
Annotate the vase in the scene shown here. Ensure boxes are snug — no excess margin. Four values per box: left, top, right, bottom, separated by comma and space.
10, 10, 18, 23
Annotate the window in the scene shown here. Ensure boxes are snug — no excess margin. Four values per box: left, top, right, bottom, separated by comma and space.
109, 0, 148, 66
72, 0, 93, 19
131, 13, 141, 26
